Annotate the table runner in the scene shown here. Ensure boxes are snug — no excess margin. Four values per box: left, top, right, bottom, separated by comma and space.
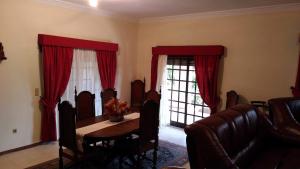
76, 112, 139, 137
75, 113, 139, 151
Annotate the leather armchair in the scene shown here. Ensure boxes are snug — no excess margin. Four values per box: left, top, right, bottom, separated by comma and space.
268, 97, 300, 141
185, 104, 300, 169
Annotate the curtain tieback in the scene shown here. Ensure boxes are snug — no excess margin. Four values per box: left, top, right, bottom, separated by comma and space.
40, 98, 56, 110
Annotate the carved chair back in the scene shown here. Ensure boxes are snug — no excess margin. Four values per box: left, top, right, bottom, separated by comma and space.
139, 100, 160, 145
75, 90, 95, 121
226, 90, 239, 109
58, 101, 77, 152
130, 79, 145, 111
145, 90, 161, 105
101, 88, 117, 114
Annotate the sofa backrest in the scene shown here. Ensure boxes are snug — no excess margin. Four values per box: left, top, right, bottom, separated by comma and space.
269, 97, 300, 127
286, 100, 300, 123
185, 104, 266, 169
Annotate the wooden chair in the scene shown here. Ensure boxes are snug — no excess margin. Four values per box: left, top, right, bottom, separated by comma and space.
130, 79, 145, 112
145, 90, 161, 105
101, 88, 117, 114
225, 90, 239, 109
58, 100, 83, 169
117, 100, 160, 169
75, 89, 95, 121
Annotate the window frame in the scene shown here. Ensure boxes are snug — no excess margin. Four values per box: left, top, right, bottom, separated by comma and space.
167, 56, 209, 128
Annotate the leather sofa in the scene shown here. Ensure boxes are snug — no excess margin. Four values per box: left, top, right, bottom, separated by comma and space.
184, 104, 300, 169
268, 97, 300, 138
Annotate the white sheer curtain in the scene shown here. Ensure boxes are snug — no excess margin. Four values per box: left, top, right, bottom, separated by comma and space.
156, 55, 170, 126
61, 49, 102, 116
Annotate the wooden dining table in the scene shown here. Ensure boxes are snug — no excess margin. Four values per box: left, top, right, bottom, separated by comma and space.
76, 112, 140, 147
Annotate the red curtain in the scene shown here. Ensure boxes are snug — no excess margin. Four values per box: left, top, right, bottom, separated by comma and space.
40, 46, 73, 141
150, 46, 224, 113
150, 54, 159, 90
292, 47, 300, 96
38, 34, 118, 142
96, 51, 117, 89
194, 55, 220, 114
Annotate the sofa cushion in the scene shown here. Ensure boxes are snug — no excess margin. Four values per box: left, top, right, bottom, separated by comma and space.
248, 146, 300, 169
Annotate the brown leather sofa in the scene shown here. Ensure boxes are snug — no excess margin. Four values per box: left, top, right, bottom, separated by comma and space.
268, 97, 300, 138
184, 104, 300, 169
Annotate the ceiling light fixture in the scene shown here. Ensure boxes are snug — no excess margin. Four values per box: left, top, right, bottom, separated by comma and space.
89, 0, 98, 7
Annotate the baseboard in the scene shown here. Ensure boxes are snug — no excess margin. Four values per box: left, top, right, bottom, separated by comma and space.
0, 142, 43, 156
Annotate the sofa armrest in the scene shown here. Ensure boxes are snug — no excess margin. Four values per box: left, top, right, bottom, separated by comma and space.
185, 123, 239, 169
271, 127, 300, 146
260, 111, 300, 146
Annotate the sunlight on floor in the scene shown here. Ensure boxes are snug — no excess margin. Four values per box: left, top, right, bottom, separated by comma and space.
159, 125, 186, 147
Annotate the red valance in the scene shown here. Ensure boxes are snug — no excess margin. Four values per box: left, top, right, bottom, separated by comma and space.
38, 34, 118, 51
151, 45, 225, 90
152, 46, 224, 56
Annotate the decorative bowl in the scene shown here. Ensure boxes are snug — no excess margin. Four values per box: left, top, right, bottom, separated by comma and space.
109, 114, 124, 122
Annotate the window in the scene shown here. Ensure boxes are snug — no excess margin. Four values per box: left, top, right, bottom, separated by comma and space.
167, 56, 210, 128
61, 49, 102, 115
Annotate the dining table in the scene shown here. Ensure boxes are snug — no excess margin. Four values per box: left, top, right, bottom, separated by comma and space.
75, 112, 140, 151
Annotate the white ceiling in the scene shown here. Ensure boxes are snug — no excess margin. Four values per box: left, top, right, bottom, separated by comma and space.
60, 0, 300, 19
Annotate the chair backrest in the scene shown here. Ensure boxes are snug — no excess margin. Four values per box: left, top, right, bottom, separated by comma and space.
139, 100, 160, 145
58, 101, 77, 152
225, 90, 239, 109
101, 88, 117, 114
75, 90, 95, 121
131, 79, 145, 111
145, 90, 161, 105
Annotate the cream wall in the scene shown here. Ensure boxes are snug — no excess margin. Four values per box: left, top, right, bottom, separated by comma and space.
136, 10, 300, 109
0, 0, 138, 152
1, 0, 300, 153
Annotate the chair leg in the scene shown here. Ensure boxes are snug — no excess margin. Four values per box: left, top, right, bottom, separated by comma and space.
59, 146, 64, 169
137, 153, 141, 169
119, 155, 123, 169
152, 147, 157, 169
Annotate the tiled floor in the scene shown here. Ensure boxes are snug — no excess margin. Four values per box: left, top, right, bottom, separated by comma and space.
160, 125, 190, 169
159, 125, 187, 147
0, 142, 58, 169
0, 125, 190, 169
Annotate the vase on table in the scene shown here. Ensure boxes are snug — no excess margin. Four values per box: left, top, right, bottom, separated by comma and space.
109, 113, 124, 122
105, 98, 129, 122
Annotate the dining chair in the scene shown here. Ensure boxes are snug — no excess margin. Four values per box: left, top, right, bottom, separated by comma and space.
145, 89, 161, 105
75, 89, 95, 121
101, 88, 117, 114
225, 90, 239, 109
130, 79, 145, 112
58, 100, 83, 169
116, 99, 160, 169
